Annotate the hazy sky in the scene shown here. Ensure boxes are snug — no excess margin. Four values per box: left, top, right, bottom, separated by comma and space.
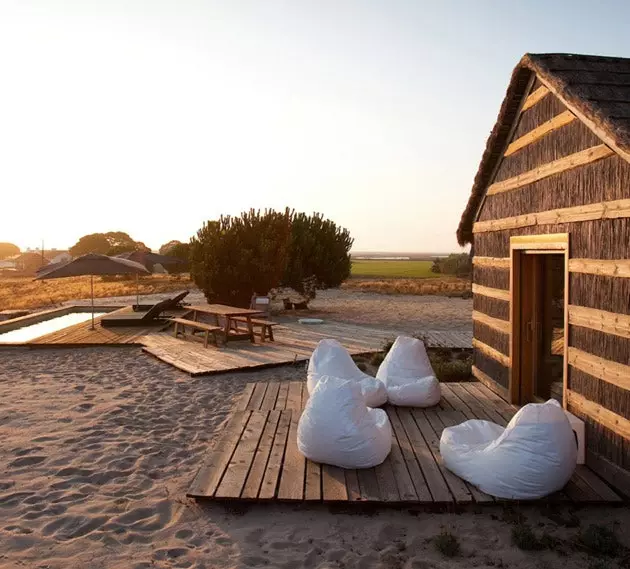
2, 1, 629, 253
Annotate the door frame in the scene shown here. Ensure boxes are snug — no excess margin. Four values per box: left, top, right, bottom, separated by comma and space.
509, 233, 569, 407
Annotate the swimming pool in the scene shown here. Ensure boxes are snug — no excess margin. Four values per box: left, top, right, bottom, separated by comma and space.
0, 311, 107, 343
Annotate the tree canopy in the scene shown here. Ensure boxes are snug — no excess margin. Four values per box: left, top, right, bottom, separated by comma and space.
69, 232, 150, 257
159, 240, 182, 255
190, 209, 353, 306
431, 253, 472, 277
0, 242, 20, 260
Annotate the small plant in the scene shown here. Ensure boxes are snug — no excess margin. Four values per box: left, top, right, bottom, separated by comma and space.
370, 352, 385, 366
433, 529, 461, 557
578, 524, 621, 558
511, 524, 559, 551
431, 358, 472, 382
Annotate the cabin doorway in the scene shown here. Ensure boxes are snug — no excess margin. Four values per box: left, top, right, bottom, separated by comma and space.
510, 235, 569, 407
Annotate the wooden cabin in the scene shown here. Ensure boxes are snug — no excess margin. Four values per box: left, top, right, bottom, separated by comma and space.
457, 53, 630, 495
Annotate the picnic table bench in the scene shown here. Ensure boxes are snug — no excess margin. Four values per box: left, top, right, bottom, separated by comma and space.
170, 317, 222, 348
231, 316, 279, 342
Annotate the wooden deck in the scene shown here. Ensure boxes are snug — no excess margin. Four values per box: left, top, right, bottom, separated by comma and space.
187, 381, 622, 505
141, 325, 472, 376
4, 304, 472, 375
26, 307, 190, 346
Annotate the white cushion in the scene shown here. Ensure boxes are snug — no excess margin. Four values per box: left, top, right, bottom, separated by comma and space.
376, 336, 441, 407
298, 376, 392, 469
440, 399, 578, 499
307, 339, 387, 408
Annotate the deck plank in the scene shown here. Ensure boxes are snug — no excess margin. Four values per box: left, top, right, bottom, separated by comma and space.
396, 408, 453, 503
261, 382, 281, 411
275, 383, 289, 410
356, 468, 381, 501
235, 383, 256, 411
440, 385, 477, 420
277, 409, 306, 500
322, 465, 349, 501
259, 411, 292, 499
304, 460, 322, 501
241, 410, 281, 499
412, 409, 472, 503
215, 411, 269, 498
248, 383, 269, 411
345, 469, 362, 501
187, 411, 251, 497
386, 408, 423, 502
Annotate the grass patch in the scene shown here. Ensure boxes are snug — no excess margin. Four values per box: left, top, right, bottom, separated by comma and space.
578, 524, 622, 558
0, 274, 193, 311
351, 260, 435, 278
342, 276, 471, 297
433, 529, 461, 557
511, 524, 559, 551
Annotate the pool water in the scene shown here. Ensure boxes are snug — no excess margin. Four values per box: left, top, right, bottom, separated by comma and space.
0, 312, 107, 343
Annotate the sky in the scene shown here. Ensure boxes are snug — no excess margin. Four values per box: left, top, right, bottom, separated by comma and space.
2, 1, 630, 253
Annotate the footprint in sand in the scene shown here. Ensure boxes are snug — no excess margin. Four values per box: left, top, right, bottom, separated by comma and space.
8, 455, 47, 468
73, 403, 94, 412
12, 446, 43, 456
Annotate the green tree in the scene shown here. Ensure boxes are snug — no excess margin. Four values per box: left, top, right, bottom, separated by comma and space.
69, 232, 148, 257
191, 209, 292, 306
159, 240, 182, 255
283, 212, 353, 294
0, 242, 20, 260
431, 253, 472, 277
165, 242, 191, 274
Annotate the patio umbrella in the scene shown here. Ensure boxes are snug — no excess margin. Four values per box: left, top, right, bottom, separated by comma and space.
34, 253, 150, 329
115, 251, 187, 305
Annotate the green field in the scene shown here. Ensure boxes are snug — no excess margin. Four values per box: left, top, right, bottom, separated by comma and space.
350, 259, 435, 278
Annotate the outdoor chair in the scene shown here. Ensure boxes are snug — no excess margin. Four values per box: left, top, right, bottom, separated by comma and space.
132, 290, 189, 312
101, 297, 176, 327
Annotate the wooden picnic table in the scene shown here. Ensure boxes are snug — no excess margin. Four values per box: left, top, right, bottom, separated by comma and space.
185, 304, 263, 344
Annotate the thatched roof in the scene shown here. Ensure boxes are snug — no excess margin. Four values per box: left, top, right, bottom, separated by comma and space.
457, 53, 630, 246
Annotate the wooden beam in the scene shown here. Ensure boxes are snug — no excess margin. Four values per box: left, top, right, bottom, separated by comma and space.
472, 256, 510, 268
568, 347, 630, 392
472, 283, 510, 302
472, 338, 510, 367
567, 389, 630, 440
504, 110, 576, 157
472, 310, 510, 334
473, 198, 630, 234
569, 305, 630, 339
471, 365, 510, 400
536, 74, 630, 165
569, 258, 630, 278
521, 85, 549, 111
511, 233, 569, 250
487, 145, 614, 196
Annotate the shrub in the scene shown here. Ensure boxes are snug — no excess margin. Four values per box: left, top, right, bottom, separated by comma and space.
578, 525, 622, 558
191, 209, 292, 307
511, 524, 559, 551
431, 253, 472, 277
283, 212, 353, 294
433, 529, 460, 557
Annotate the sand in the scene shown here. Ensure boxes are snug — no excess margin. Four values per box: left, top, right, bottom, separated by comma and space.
1, 347, 628, 569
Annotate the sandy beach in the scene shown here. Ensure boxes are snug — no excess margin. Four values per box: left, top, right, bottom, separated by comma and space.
1, 346, 628, 569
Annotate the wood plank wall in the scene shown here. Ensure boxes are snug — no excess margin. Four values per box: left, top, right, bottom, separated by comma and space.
470, 75, 630, 491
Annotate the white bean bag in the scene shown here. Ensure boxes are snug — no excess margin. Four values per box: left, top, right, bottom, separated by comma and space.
376, 336, 441, 407
298, 375, 392, 469
307, 339, 387, 408
440, 399, 578, 499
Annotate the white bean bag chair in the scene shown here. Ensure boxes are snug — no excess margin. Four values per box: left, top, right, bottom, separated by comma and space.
440, 399, 577, 499
307, 339, 387, 408
298, 375, 392, 469
376, 336, 441, 407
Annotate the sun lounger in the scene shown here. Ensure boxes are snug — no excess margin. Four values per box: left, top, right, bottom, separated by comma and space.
132, 290, 189, 312
100, 298, 175, 327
